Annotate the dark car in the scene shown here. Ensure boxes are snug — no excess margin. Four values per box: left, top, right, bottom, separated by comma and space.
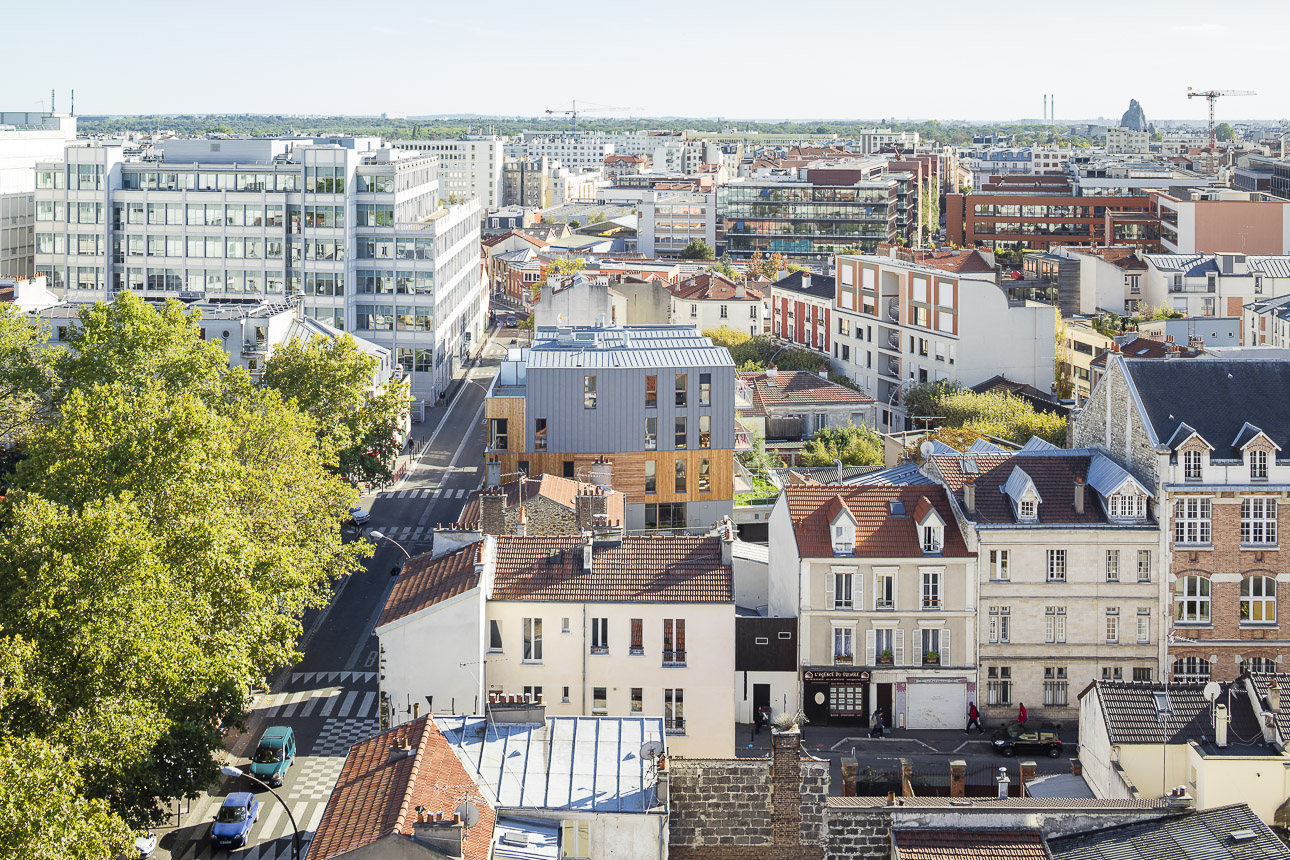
211, 792, 259, 849
991, 722, 1063, 757
506, 315, 517, 327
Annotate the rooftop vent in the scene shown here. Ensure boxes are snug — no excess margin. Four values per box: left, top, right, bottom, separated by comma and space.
888, 500, 906, 516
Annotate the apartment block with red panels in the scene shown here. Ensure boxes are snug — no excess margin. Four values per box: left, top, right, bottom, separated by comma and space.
771, 270, 835, 354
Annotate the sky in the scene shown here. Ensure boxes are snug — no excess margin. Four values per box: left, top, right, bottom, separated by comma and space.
4, 0, 1287, 123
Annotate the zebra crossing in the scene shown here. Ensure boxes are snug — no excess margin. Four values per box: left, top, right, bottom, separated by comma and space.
255, 685, 378, 720
176, 799, 329, 860
372, 524, 435, 543
381, 486, 470, 500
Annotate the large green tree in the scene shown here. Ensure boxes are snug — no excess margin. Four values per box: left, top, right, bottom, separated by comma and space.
902, 380, 1067, 446
801, 422, 884, 467
0, 305, 55, 444
680, 239, 715, 260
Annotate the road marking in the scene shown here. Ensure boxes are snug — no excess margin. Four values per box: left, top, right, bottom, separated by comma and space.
298, 692, 323, 719
336, 690, 359, 718
364, 649, 378, 669
417, 397, 485, 529
319, 692, 340, 717
358, 691, 377, 718
257, 800, 286, 845
304, 799, 328, 834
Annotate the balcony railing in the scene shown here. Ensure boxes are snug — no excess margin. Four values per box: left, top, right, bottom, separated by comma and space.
734, 418, 754, 450
833, 653, 854, 665
665, 718, 686, 735
875, 598, 895, 610
662, 650, 686, 666
922, 598, 942, 610
888, 332, 900, 350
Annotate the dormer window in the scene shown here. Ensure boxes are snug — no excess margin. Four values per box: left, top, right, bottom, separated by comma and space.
922, 524, 943, 553
1183, 450, 1203, 480
1250, 449, 1269, 480
1107, 493, 1146, 522
1019, 500, 1036, 520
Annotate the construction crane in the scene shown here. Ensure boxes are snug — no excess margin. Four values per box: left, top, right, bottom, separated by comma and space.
1187, 87, 1256, 150
543, 100, 639, 132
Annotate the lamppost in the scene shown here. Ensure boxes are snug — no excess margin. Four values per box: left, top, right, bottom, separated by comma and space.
369, 530, 411, 576
220, 766, 301, 860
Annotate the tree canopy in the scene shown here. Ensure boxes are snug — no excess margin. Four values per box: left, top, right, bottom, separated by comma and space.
903, 380, 1066, 446
679, 239, 715, 260
1215, 122, 1235, 142
801, 422, 884, 467
702, 328, 826, 373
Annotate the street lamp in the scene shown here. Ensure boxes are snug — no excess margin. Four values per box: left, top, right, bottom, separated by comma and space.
220, 765, 301, 860
369, 530, 411, 576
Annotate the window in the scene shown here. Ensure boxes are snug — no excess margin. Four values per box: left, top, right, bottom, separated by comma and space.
989, 550, 1010, 581
873, 628, 894, 662
1137, 609, 1151, 644
531, 418, 548, 451
689, 304, 697, 318
1019, 499, 1036, 520
591, 618, 609, 654
833, 627, 854, 664
663, 619, 686, 665
922, 570, 941, 609
1174, 499, 1212, 545
699, 373, 711, 406
643, 459, 657, 494
675, 459, 687, 493
561, 821, 591, 860
720, 304, 728, 319
1241, 498, 1278, 545
1043, 667, 1068, 707
562, 618, 571, 633
922, 525, 942, 553
987, 666, 1012, 705
1137, 550, 1151, 582
645, 375, 657, 408
675, 417, 687, 449
522, 618, 543, 661
1133, 667, 1153, 682
645, 417, 657, 450
664, 688, 685, 734
1106, 609, 1120, 644
1241, 576, 1277, 624
920, 628, 943, 664
584, 375, 597, 409
1248, 657, 1276, 673
1173, 657, 1211, 682
563, 461, 575, 479
1174, 576, 1211, 624
1183, 449, 1203, 480
834, 572, 853, 609
699, 416, 711, 449
489, 620, 503, 652
592, 687, 607, 714
875, 570, 895, 609
988, 606, 1010, 644
699, 458, 711, 492
646, 502, 687, 530
675, 374, 687, 406
1106, 550, 1120, 582
1045, 606, 1067, 643
630, 688, 643, 713
562, 686, 571, 703
630, 619, 644, 655
1108, 494, 1145, 521
1251, 449, 1269, 480
1047, 549, 1066, 582
489, 418, 509, 451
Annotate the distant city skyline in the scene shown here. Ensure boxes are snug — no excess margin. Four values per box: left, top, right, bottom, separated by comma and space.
8, 0, 1288, 123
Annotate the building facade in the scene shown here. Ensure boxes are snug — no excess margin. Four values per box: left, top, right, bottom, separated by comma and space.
636, 190, 716, 258
668, 272, 766, 336
771, 269, 834, 354
392, 136, 505, 209
0, 111, 77, 278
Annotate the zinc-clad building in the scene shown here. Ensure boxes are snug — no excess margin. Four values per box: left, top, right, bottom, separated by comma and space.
485, 325, 739, 531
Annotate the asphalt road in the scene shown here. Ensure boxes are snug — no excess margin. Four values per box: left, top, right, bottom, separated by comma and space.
157, 327, 507, 860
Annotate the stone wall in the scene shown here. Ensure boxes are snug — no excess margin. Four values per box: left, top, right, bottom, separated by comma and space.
503, 497, 575, 536
1069, 356, 1160, 488
820, 809, 889, 860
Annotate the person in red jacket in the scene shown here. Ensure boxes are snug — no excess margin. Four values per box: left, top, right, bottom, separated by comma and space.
1017, 702, 1028, 724
966, 701, 983, 733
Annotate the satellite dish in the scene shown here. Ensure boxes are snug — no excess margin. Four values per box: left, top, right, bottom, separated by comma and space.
919, 440, 937, 459
639, 740, 664, 760
455, 801, 481, 830
1203, 681, 1221, 703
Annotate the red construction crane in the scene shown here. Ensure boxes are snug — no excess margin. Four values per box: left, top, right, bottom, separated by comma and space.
1187, 87, 1256, 150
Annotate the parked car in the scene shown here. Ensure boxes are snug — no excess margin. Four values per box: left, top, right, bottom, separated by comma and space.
348, 507, 371, 527
991, 722, 1063, 757
210, 792, 259, 849
506, 314, 517, 327
133, 832, 157, 859
250, 725, 297, 787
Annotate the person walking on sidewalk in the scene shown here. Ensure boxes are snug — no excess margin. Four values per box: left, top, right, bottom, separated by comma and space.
966, 701, 983, 733
869, 707, 885, 739
1017, 702, 1028, 725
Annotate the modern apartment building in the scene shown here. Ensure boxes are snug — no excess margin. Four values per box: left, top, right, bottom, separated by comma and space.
1028, 245, 1149, 316
484, 325, 739, 532
0, 111, 78, 277
827, 253, 1057, 433
31, 138, 483, 402
506, 135, 616, 172
1150, 188, 1290, 255
946, 185, 1155, 252
392, 136, 505, 209
1071, 355, 1290, 684
1105, 128, 1151, 155
636, 190, 716, 258
926, 445, 1162, 725
768, 484, 976, 730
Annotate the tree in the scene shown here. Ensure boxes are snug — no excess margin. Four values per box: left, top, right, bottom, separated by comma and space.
588, 210, 607, 224
702, 329, 823, 371
903, 382, 1065, 446
706, 255, 738, 278
736, 430, 785, 474
260, 334, 410, 488
547, 258, 585, 275
1215, 122, 1235, 142
746, 251, 776, 281
801, 422, 884, 467
680, 239, 715, 260
567, 220, 581, 229
0, 304, 55, 443
1053, 310, 1074, 400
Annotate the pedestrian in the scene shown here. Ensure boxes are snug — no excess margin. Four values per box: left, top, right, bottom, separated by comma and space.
869, 707, 885, 739
966, 701, 983, 734
1017, 702, 1028, 725
754, 706, 767, 736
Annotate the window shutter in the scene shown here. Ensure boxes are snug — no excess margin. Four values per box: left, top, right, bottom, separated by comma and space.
913, 629, 923, 665
825, 571, 835, 609
865, 629, 876, 665
631, 619, 643, 650
894, 628, 904, 665
855, 573, 864, 611
942, 629, 951, 666
676, 620, 685, 655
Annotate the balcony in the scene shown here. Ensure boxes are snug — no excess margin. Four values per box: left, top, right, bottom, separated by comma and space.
662, 650, 687, 667
875, 598, 894, 610
665, 718, 686, 735
887, 331, 900, 350
884, 358, 901, 380
734, 417, 754, 450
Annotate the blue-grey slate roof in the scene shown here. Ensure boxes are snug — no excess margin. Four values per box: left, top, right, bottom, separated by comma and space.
1048, 802, 1286, 860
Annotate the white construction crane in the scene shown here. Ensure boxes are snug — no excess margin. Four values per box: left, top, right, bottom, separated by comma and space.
543, 100, 639, 132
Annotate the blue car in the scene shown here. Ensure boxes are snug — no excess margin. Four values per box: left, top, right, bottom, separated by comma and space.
506, 315, 517, 327
211, 792, 259, 849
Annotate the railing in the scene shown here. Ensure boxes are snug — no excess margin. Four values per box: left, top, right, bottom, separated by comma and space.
590, 645, 608, 656
875, 598, 895, 610
832, 543, 854, 556
888, 332, 900, 350
662, 650, 686, 666
887, 358, 900, 377
922, 598, 942, 610
665, 718, 686, 735
833, 654, 854, 665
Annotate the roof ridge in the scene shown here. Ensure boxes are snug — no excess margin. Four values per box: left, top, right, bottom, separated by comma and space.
393, 718, 431, 836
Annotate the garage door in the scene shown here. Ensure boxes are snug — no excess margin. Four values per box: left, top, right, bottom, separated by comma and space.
905, 681, 965, 730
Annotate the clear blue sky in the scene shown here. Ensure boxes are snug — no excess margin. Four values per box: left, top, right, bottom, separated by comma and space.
6, 0, 1286, 122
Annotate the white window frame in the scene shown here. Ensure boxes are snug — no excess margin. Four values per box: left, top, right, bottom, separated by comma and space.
1174, 576, 1211, 624
1105, 609, 1120, 644
833, 626, 855, 664
1241, 575, 1277, 624
921, 570, 941, 609
1136, 609, 1150, 644
1174, 498, 1211, 546
1047, 549, 1066, 582
988, 606, 1010, 644
523, 617, 543, 662
1137, 550, 1151, 582
1045, 606, 1066, 644
1241, 497, 1278, 546
989, 549, 1010, 581
1106, 550, 1120, 582
1250, 448, 1269, 480
1183, 449, 1203, 480
1043, 666, 1068, 706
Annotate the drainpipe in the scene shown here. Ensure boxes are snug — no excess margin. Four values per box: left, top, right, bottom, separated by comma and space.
582, 604, 588, 715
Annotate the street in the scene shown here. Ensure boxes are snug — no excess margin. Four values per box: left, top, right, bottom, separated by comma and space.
157, 325, 509, 860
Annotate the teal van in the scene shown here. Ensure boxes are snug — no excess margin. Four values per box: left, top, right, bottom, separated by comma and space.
249, 725, 296, 787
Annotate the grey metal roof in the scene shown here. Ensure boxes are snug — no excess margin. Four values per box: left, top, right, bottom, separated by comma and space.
494, 818, 559, 860
1001, 466, 1041, 504
526, 326, 735, 370
1247, 256, 1290, 278
1086, 451, 1149, 497
842, 462, 938, 486
1143, 254, 1219, 276
1020, 436, 1061, 452
1048, 803, 1288, 860
967, 439, 1008, 455
435, 715, 665, 813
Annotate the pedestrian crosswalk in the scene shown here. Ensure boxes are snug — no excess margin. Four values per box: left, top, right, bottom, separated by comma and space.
382, 486, 471, 500
175, 804, 326, 860
376, 525, 436, 543
255, 682, 378, 720
288, 671, 376, 686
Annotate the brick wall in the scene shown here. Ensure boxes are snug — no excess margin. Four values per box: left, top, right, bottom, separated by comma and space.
503, 497, 576, 536
821, 809, 890, 860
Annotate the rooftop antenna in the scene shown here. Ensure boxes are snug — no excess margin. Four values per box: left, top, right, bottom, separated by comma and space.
51, 89, 55, 113
454, 800, 481, 832
71, 89, 75, 117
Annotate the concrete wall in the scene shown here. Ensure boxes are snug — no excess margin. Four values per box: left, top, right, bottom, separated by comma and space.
1186, 742, 1290, 823
523, 810, 665, 860
735, 670, 799, 723
536, 279, 614, 328
378, 587, 485, 721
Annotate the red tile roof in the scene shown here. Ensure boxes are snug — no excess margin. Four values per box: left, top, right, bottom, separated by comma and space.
458, 476, 625, 531
782, 485, 972, 559
491, 535, 732, 602
309, 716, 496, 860
378, 543, 481, 628
1090, 337, 1203, 368
670, 272, 763, 301
738, 371, 873, 416
483, 230, 548, 250
929, 453, 1108, 525
905, 249, 995, 274
893, 829, 1049, 860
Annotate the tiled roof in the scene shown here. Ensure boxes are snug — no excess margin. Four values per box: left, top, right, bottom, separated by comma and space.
930, 452, 1113, 525
1124, 357, 1290, 458
491, 535, 732, 602
738, 371, 873, 414
1086, 680, 1264, 746
377, 543, 482, 629
782, 484, 972, 559
670, 272, 763, 301
458, 476, 625, 531
893, 829, 1049, 860
483, 230, 548, 250
309, 716, 496, 860
772, 464, 887, 485
1090, 337, 1204, 368
772, 270, 836, 300
1048, 803, 1287, 860
842, 462, 939, 486
904, 249, 995, 274
828, 796, 1167, 810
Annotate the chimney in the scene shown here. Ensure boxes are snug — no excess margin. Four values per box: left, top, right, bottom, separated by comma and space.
720, 517, 735, 565
963, 478, 976, 515
735, 281, 747, 299
479, 488, 507, 536
801, 273, 811, 288
583, 534, 594, 572
1019, 760, 1036, 795
1269, 678, 1281, 711
412, 811, 466, 858
776, 269, 788, 281
1216, 702, 1230, 747
590, 456, 613, 490
516, 505, 528, 537
485, 459, 501, 489
818, 364, 829, 380
388, 740, 415, 763
575, 485, 608, 531
770, 728, 803, 846
1188, 335, 1204, 351
996, 766, 1011, 799
1073, 476, 1085, 515
1167, 785, 1193, 809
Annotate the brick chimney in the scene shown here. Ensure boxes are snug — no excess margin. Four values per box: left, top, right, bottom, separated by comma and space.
516, 505, 528, 537
770, 729, 803, 846
479, 488, 507, 536
575, 485, 608, 531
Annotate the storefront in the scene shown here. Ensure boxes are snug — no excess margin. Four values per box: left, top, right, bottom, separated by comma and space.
801, 668, 871, 727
